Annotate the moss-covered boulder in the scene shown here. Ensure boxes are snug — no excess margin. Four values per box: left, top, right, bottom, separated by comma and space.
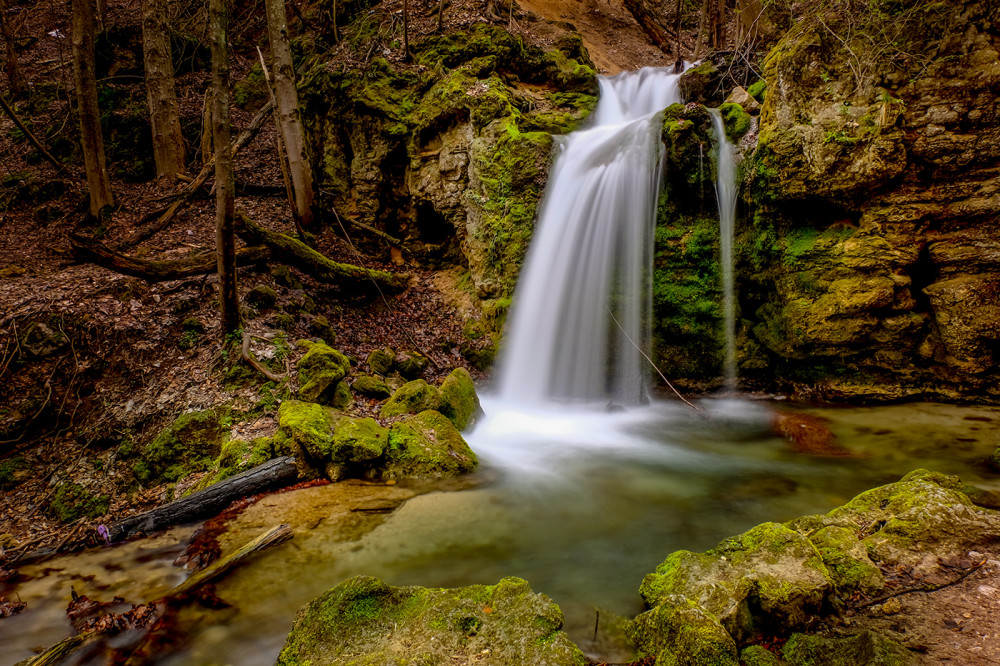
297, 341, 353, 405
438, 367, 483, 431
135, 408, 230, 485
366, 348, 395, 376
380, 379, 442, 419
385, 410, 478, 479
395, 350, 430, 378
48, 482, 110, 523
277, 576, 588, 666
198, 437, 278, 488
0, 456, 29, 491
325, 417, 389, 481
781, 630, 916, 665
629, 470, 1000, 661
275, 400, 342, 479
19, 321, 67, 359
351, 374, 391, 399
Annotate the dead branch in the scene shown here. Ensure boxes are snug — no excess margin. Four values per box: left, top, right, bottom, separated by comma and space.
69, 233, 269, 282
235, 210, 411, 292
623, 0, 678, 55
172, 524, 292, 597
241, 329, 286, 383
116, 100, 275, 250
0, 94, 67, 173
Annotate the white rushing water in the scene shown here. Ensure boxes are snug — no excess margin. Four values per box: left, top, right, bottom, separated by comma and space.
495, 67, 685, 407
707, 108, 739, 390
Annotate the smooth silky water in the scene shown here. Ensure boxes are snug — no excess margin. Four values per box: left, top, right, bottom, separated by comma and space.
4, 70, 1000, 664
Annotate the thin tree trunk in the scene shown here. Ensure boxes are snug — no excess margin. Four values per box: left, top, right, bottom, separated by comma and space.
437, 0, 444, 31
72, 0, 114, 219
692, 0, 710, 60
623, 0, 677, 54
0, 0, 25, 98
210, 0, 240, 337
142, 0, 186, 178
265, 0, 316, 228
402, 0, 410, 60
0, 94, 66, 171
331, 0, 338, 42
674, 0, 682, 59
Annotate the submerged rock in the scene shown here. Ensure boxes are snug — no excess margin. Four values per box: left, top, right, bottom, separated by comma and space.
277, 576, 588, 666
629, 470, 1000, 663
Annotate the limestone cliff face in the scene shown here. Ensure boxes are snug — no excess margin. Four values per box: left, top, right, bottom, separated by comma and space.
297, 25, 596, 325
657, 0, 1000, 401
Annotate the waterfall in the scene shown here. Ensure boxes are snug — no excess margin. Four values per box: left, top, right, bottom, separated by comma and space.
495, 68, 686, 407
707, 108, 739, 391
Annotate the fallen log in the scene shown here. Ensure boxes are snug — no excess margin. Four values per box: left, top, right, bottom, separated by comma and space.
69, 233, 269, 282
172, 524, 292, 597
0, 94, 67, 173
236, 210, 411, 292
107, 456, 298, 542
116, 100, 275, 250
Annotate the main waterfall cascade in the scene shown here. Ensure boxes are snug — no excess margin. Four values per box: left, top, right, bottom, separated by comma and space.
495, 67, 686, 407
707, 108, 739, 390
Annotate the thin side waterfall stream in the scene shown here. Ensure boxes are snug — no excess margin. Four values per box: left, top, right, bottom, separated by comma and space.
708, 108, 739, 390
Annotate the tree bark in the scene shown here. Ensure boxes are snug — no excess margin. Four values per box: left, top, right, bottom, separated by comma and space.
141, 0, 186, 179
623, 0, 677, 55
264, 0, 316, 228
402, 0, 410, 59
72, 0, 114, 219
0, 93, 66, 171
210, 0, 240, 338
0, 0, 25, 98
69, 233, 269, 281
236, 210, 411, 291
107, 457, 298, 542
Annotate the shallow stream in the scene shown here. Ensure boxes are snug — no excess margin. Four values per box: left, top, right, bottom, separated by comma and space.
2, 399, 999, 665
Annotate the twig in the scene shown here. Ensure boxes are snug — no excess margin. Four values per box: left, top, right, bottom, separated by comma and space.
856, 559, 988, 608
607, 309, 700, 411
241, 329, 286, 383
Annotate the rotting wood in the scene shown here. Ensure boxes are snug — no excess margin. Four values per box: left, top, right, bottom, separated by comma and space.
106, 456, 298, 542
623, 0, 677, 55
172, 523, 292, 597
235, 210, 411, 292
69, 234, 269, 282
24, 630, 99, 666
116, 100, 274, 251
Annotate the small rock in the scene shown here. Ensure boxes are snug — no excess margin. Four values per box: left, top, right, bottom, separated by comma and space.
880, 598, 902, 615
724, 85, 761, 113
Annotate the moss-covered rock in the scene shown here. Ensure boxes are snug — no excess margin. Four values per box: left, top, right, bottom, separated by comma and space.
781, 630, 916, 665
277, 575, 588, 666
0, 456, 29, 491
626, 599, 738, 665
351, 374, 391, 399
297, 341, 353, 405
198, 437, 278, 488
437, 367, 483, 431
323, 418, 386, 480
135, 408, 230, 485
719, 102, 751, 142
385, 410, 478, 479
275, 399, 341, 478
395, 350, 430, 378
366, 348, 395, 375
49, 482, 110, 523
245, 284, 279, 309
380, 379, 442, 419
741, 645, 785, 666
19, 322, 67, 359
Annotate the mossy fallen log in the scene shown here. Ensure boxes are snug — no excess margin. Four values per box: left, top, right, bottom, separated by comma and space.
235, 210, 410, 292
69, 233, 269, 282
107, 456, 298, 542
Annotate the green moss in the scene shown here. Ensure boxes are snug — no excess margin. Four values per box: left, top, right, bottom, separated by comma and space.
199, 436, 277, 488
782, 630, 915, 665
747, 80, 768, 102
741, 645, 784, 666
177, 329, 200, 351
136, 408, 230, 485
366, 348, 395, 376
49, 482, 110, 523
233, 63, 270, 110
395, 350, 430, 378
296, 341, 352, 404
380, 380, 442, 419
385, 410, 478, 479
437, 368, 482, 431
0, 457, 29, 491
719, 102, 751, 142
330, 417, 388, 462
276, 399, 340, 461
352, 374, 391, 398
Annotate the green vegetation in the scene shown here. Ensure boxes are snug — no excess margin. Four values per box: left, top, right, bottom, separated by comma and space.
386, 410, 478, 479
296, 341, 352, 404
0, 457, 29, 491
49, 482, 110, 523
380, 379, 442, 419
134, 408, 232, 485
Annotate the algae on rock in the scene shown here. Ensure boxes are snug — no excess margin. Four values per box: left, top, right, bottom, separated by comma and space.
277, 575, 588, 666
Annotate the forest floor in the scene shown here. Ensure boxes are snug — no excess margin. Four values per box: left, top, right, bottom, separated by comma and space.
2, 0, 1000, 663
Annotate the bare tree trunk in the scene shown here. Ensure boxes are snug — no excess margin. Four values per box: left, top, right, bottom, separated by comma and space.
674, 0, 682, 60
437, 0, 444, 32
72, 0, 114, 219
623, 0, 677, 55
210, 0, 240, 337
735, 0, 761, 47
402, 0, 410, 60
692, 0, 710, 60
331, 0, 338, 42
200, 88, 213, 165
264, 0, 316, 229
142, 0, 186, 179
0, 0, 25, 98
